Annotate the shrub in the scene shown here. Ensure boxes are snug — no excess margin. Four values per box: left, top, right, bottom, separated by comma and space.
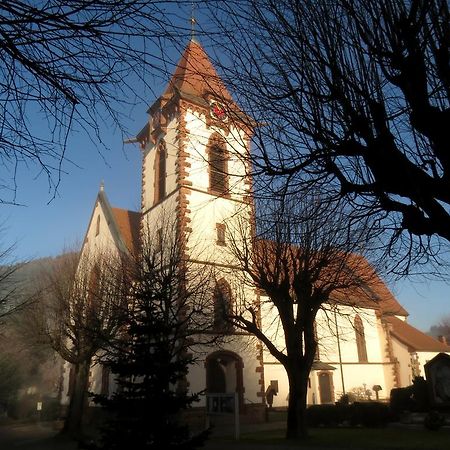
424, 410, 444, 431
307, 402, 391, 428
307, 405, 343, 427
41, 397, 60, 421
337, 393, 357, 405
390, 386, 413, 414
411, 377, 430, 412
350, 402, 391, 428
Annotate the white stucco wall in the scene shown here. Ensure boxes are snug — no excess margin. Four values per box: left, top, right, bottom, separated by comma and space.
260, 299, 393, 404
142, 115, 179, 213
82, 199, 120, 258
184, 109, 249, 198
391, 338, 413, 386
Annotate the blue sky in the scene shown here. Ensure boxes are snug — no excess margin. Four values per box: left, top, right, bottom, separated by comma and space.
0, 28, 449, 334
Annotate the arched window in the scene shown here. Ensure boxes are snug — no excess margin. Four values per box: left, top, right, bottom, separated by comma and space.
213, 279, 233, 332
95, 215, 100, 236
154, 141, 166, 204
100, 365, 110, 396
88, 264, 101, 308
208, 135, 228, 194
354, 315, 368, 362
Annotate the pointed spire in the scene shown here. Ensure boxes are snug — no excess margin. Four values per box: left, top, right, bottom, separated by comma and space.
164, 40, 233, 102
190, 2, 198, 43
100, 180, 104, 192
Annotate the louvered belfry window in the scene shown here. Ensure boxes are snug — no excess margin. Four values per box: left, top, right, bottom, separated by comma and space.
209, 137, 228, 194
155, 141, 166, 204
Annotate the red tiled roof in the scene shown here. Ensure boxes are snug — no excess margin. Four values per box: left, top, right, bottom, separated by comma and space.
331, 255, 408, 316
164, 39, 233, 101
111, 208, 141, 255
254, 239, 407, 316
385, 316, 450, 352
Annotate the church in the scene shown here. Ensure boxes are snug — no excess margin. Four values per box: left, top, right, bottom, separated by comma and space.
61, 39, 450, 418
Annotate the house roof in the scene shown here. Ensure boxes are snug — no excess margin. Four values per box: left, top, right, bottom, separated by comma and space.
385, 316, 450, 352
111, 208, 141, 256
331, 257, 408, 316
312, 361, 336, 371
254, 239, 407, 316
164, 39, 233, 102
83, 187, 141, 257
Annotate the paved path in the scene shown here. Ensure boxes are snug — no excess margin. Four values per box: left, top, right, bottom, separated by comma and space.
0, 422, 76, 449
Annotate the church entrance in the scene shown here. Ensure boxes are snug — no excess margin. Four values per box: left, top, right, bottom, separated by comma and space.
206, 351, 244, 409
318, 371, 334, 404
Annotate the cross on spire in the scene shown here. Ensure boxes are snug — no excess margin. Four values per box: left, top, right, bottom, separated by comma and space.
190, 2, 197, 41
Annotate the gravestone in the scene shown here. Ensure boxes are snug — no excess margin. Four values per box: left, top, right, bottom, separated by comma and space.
424, 352, 450, 407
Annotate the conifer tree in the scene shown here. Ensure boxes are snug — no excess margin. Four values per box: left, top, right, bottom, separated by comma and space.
87, 224, 211, 449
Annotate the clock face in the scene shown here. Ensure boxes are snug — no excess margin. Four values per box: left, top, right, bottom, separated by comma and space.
210, 101, 227, 121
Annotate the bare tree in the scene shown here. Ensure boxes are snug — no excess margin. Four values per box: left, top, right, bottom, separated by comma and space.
0, 1, 194, 203
430, 314, 450, 344
226, 195, 381, 439
35, 250, 130, 436
205, 0, 450, 272
0, 244, 28, 323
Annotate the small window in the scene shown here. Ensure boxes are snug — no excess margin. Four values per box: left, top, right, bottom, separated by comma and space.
213, 279, 233, 332
95, 215, 100, 236
208, 135, 228, 194
216, 223, 226, 246
101, 366, 110, 397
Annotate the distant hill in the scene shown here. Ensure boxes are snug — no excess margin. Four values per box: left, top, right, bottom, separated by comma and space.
0, 253, 78, 318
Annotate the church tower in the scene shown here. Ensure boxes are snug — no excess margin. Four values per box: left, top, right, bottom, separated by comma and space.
136, 39, 254, 263
135, 39, 265, 414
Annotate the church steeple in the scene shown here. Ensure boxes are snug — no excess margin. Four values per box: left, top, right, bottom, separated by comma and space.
164, 39, 233, 102
138, 38, 253, 221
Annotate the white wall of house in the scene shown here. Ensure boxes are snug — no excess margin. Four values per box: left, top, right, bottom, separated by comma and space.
260, 300, 395, 404
83, 200, 119, 258
417, 351, 444, 377
141, 115, 179, 213
391, 337, 413, 386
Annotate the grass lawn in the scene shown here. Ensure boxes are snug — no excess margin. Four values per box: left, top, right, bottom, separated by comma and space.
242, 427, 450, 449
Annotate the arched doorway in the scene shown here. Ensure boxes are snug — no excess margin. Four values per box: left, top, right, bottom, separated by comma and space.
205, 351, 244, 409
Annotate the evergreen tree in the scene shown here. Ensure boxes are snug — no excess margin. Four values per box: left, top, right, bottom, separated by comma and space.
86, 226, 211, 449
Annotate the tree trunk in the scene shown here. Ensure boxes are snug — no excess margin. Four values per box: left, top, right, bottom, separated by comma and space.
62, 359, 91, 436
286, 365, 309, 440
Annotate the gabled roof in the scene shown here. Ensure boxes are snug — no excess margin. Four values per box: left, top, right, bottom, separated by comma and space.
84, 188, 141, 257
254, 239, 407, 316
164, 39, 233, 102
111, 208, 141, 256
331, 255, 408, 316
385, 316, 450, 352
